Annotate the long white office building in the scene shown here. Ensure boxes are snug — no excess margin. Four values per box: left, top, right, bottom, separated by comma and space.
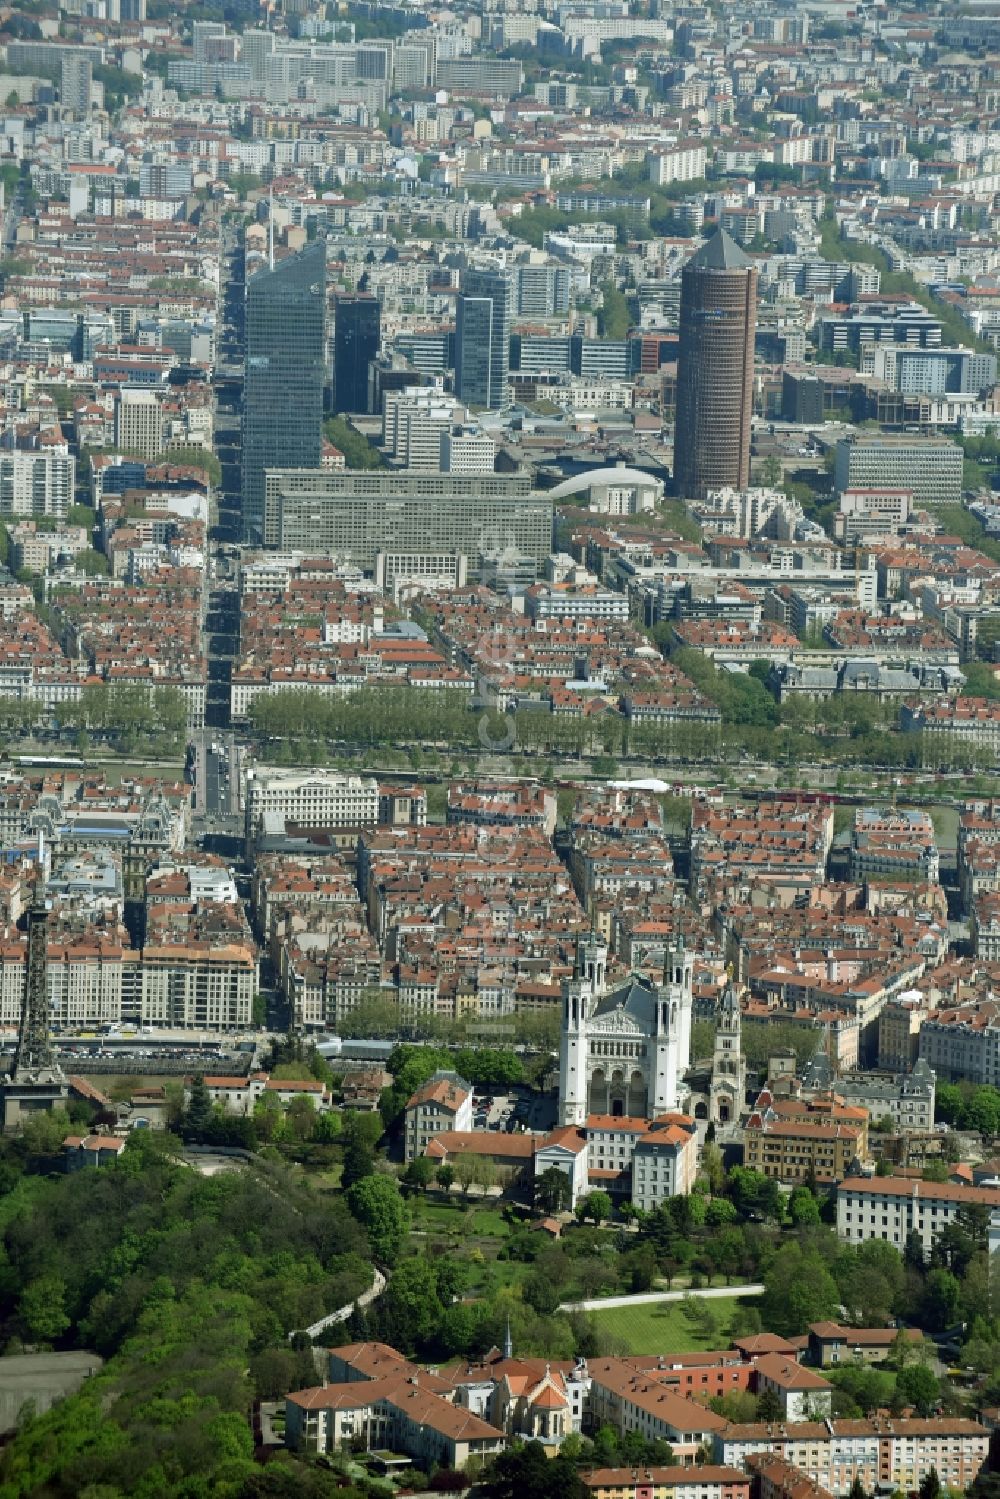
244, 766, 380, 845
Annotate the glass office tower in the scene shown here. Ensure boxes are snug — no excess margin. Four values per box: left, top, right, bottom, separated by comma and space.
455, 268, 511, 410
333, 294, 381, 415
241, 240, 326, 542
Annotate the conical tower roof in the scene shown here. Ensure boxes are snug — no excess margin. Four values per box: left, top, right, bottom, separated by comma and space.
686, 227, 753, 272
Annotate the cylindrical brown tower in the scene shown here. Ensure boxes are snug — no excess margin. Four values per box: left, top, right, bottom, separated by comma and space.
673, 229, 757, 501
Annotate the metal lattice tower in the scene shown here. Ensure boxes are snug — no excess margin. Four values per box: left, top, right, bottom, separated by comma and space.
12, 876, 60, 1081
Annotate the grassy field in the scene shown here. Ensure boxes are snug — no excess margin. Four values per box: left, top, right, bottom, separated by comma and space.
586, 1295, 753, 1355
406, 1196, 527, 1296
310, 1162, 343, 1191
408, 1197, 510, 1237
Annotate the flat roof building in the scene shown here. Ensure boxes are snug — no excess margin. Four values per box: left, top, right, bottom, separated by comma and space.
262, 468, 552, 575
834, 435, 962, 509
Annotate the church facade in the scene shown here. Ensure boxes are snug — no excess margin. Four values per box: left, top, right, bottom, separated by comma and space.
685, 983, 747, 1130
558, 933, 695, 1126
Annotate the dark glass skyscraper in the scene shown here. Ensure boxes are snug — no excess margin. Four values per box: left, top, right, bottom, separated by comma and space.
241, 240, 325, 542
673, 229, 757, 501
455, 268, 512, 410
333, 294, 381, 415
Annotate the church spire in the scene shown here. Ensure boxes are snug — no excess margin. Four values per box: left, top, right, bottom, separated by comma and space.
504, 1316, 513, 1360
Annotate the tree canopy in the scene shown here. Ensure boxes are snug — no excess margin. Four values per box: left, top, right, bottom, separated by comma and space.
0, 1137, 373, 1497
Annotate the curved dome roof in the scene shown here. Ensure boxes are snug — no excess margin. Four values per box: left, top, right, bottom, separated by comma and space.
547, 467, 665, 501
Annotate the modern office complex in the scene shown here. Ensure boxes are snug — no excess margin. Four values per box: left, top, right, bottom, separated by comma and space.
241, 241, 326, 542
333, 294, 381, 414
262, 467, 552, 573
673, 230, 758, 501
834, 434, 963, 507
455, 268, 512, 410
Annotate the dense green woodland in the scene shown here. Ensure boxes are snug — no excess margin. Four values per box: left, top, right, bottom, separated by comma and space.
0, 1131, 380, 1498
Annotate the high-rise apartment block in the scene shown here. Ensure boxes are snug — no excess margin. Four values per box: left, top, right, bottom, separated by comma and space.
115, 390, 162, 460
242, 241, 326, 542
0, 451, 76, 520
516, 264, 570, 318
333, 295, 381, 415
61, 54, 93, 118
673, 230, 757, 501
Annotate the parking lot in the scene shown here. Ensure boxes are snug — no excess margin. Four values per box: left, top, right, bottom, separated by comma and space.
472, 1088, 557, 1134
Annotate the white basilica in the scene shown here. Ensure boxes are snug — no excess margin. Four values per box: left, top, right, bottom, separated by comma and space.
558, 932, 695, 1125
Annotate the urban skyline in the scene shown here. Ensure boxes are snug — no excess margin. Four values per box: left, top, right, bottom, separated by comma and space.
0, 2, 999, 1495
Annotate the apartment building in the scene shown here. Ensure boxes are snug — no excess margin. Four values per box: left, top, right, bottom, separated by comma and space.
115, 389, 163, 459
973, 890, 1000, 959
10, 522, 89, 573
715, 1418, 989, 1496
631, 1117, 700, 1210
878, 997, 926, 1069
849, 808, 940, 886
0, 926, 138, 1029
0, 450, 76, 519
648, 141, 708, 186
921, 997, 1000, 1085
584, 1469, 750, 1499
446, 782, 557, 837
140, 932, 257, 1030
753, 1356, 832, 1420
47, 930, 139, 1030
403, 1070, 473, 1162
585, 1362, 726, 1461
824, 1060, 936, 1131
901, 698, 1000, 758
284, 941, 383, 1031
516, 263, 570, 318
524, 583, 630, 623
743, 1455, 833, 1499
690, 801, 834, 899
836, 1174, 1000, 1255
743, 1115, 866, 1185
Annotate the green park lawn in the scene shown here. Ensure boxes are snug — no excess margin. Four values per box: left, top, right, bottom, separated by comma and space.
408, 1197, 509, 1238
405, 1196, 528, 1296
587, 1295, 753, 1355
